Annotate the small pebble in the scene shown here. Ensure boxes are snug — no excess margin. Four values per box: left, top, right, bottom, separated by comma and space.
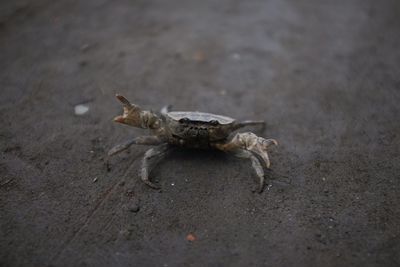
193, 51, 205, 62
93, 177, 98, 183
74, 104, 89, 115
126, 189, 134, 197
128, 202, 140, 213
186, 233, 196, 242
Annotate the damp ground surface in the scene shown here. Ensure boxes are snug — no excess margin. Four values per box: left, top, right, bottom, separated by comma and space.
1, 0, 400, 266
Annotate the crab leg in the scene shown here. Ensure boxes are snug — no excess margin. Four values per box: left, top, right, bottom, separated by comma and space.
233, 150, 265, 192
108, 136, 164, 156
215, 132, 277, 167
213, 132, 277, 191
141, 144, 172, 189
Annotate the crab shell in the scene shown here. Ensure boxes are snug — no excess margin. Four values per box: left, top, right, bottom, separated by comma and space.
164, 111, 236, 145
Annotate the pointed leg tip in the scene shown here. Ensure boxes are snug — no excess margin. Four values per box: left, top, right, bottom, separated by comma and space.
252, 185, 264, 193
150, 185, 161, 190
258, 181, 265, 193
143, 180, 161, 190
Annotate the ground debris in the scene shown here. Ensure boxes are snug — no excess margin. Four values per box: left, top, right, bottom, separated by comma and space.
74, 104, 89, 115
186, 233, 196, 242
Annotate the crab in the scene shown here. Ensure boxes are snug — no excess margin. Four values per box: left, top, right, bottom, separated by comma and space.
108, 94, 278, 192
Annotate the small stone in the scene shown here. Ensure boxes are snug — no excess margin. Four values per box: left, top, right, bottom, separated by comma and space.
186, 233, 196, 242
126, 189, 134, 198
74, 104, 89, 115
93, 177, 98, 183
129, 202, 140, 213
193, 51, 205, 62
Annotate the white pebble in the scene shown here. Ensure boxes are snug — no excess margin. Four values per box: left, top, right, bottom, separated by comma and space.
74, 104, 89, 115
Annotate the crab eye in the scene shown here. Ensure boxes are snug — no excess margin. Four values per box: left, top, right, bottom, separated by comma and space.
209, 120, 219, 125
179, 118, 190, 123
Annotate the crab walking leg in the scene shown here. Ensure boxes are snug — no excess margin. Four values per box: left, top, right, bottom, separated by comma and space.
231, 120, 266, 131
234, 150, 266, 192
141, 144, 171, 189
214, 132, 277, 168
108, 136, 164, 156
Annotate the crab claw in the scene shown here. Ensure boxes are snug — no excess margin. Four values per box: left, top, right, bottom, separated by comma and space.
115, 94, 132, 106
113, 94, 142, 126
249, 137, 278, 168
229, 132, 277, 168
113, 115, 125, 123
112, 94, 162, 129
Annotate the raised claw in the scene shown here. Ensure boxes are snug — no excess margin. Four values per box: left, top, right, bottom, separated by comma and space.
113, 94, 141, 124
115, 94, 132, 107
113, 94, 161, 129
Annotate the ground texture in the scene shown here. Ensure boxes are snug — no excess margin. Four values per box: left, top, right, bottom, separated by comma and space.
1, 0, 400, 266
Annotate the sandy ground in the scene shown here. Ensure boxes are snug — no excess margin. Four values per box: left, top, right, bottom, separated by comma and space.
1, 0, 400, 266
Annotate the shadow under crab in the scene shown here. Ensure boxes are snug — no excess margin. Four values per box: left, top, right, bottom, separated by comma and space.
108, 94, 278, 192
